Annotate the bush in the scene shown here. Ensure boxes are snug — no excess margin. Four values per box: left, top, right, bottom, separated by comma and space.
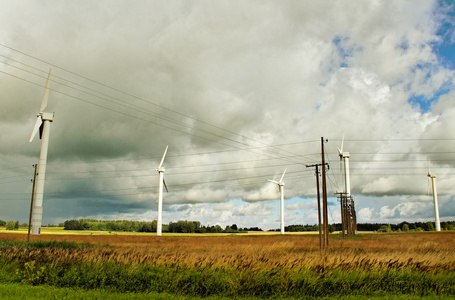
424, 222, 435, 231
5, 221, 19, 231
377, 225, 391, 233
63, 220, 83, 230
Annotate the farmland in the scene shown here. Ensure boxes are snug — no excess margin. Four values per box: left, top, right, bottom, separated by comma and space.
0, 230, 454, 299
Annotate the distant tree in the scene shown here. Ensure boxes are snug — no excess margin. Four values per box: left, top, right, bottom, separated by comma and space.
445, 222, 455, 230
424, 222, 435, 231
402, 223, 409, 232
92, 222, 107, 231
0, 220, 6, 226
106, 221, 121, 232
5, 221, 14, 230
378, 224, 392, 233
137, 222, 155, 232
64, 220, 84, 230
244, 227, 262, 231
20, 223, 28, 228
5, 221, 18, 230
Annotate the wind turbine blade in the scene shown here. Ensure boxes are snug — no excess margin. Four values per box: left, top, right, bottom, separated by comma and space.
158, 146, 168, 168
279, 168, 287, 184
163, 178, 169, 193
337, 147, 342, 156
39, 122, 44, 139
427, 160, 431, 196
340, 133, 344, 153
39, 69, 52, 112
29, 116, 43, 142
427, 177, 430, 197
268, 179, 279, 185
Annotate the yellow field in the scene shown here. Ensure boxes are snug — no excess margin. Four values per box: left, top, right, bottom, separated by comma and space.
0, 227, 319, 236
1, 230, 454, 298
1, 230, 454, 272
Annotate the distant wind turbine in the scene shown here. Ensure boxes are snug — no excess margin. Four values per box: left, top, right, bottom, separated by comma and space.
29, 69, 54, 235
156, 146, 169, 236
427, 162, 441, 232
337, 134, 351, 196
269, 169, 287, 235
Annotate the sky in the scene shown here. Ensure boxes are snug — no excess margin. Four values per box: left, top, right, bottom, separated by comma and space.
0, 0, 454, 230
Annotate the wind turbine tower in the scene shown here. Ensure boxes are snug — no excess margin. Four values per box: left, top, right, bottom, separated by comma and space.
29, 69, 54, 235
269, 169, 286, 235
156, 146, 169, 236
337, 136, 351, 196
427, 165, 441, 232
337, 135, 357, 236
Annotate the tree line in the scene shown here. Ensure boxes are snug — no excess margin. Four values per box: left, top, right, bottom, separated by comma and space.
2, 218, 453, 233
63, 219, 250, 234
264, 221, 455, 233
355, 221, 455, 232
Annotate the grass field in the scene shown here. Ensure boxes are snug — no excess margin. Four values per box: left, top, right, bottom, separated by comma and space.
0, 230, 454, 299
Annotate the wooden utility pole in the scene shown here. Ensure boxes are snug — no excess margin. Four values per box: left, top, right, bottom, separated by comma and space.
306, 164, 322, 250
321, 137, 329, 248
28, 164, 38, 242
315, 165, 322, 249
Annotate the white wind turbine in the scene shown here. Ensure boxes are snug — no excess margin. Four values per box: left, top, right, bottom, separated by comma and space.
156, 146, 169, 236
427, 162, 441, 232
269, 169, 287, 235
29, 69, 54, 235
338, 135, 351, 196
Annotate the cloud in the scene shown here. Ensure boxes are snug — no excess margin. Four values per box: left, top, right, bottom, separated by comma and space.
0, 1, 454, 229
234, 201, 273, 217
357, 207, 373, 223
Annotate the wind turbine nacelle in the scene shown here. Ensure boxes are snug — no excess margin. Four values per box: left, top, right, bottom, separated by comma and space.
157, 167, 165, 173
41, 112, 54, 122
342, 152, 350, 158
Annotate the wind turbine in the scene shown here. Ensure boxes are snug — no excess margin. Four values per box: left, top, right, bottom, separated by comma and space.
156, 146, 168, 236
427, 162, 441, 232
29, 69, 54, 235
337, 135, 351, 196
269, 168, 286, 235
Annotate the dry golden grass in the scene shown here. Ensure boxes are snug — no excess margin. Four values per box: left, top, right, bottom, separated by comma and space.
1, 231, 454, 273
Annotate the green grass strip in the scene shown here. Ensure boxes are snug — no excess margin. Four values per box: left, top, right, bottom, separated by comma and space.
0, 282, 451, 300
1, 260, 454, 298
0, 240, 95, 249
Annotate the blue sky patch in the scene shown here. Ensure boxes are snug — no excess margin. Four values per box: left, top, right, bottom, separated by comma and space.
433, 0, 455, 69
408, 80, 452, 112
332, 36, 363, 68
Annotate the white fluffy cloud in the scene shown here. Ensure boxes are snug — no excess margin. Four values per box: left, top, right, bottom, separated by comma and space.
0, 0, 454, 229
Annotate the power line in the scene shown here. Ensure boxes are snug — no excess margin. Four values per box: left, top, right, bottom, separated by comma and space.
1, 67, 316, 167
0, 45, 316, 165
0, 170, 314, 198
